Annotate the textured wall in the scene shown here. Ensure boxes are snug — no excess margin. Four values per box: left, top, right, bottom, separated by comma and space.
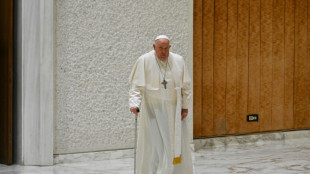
55, 0, 193, 154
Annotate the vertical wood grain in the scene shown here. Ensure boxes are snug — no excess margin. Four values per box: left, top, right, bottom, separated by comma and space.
194, 0, 310, 138
260, 0, 273, 131
202, 0, 215, 136
213, 0, 227, 135
284, 0, 295, 129
226, 0, 238, 134
307, 0, 310, 127
294, 0, 308, 128
308, 0, 310, 128
236, 0, 249, 133
272, 0, 285, 130
248, 0, 261, 132
193, 0, 203, 137
7, 0, 13, 165
0, 0, 13, 164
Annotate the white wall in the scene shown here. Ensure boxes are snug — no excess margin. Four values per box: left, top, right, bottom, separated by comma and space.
55, 0, 193, 154
14, 0, 54, 165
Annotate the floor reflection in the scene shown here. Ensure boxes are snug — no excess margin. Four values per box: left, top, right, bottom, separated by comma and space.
1, 138, 310, 174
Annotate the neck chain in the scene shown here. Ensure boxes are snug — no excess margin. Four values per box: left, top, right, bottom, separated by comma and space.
155, 57, 169, 89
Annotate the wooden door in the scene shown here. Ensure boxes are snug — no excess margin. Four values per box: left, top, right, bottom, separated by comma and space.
194, 0, 310, 138
0, 0, 13, 164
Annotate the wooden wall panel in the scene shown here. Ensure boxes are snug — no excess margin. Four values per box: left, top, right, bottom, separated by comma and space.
226, 0, 238, 134
236, 0, 249, 133
248, 0, 261, 132
284, 0, 295, 129
294, 0, 308, 128
213, 0, 227, 135
308, 0, 310, 127
202, 0, 214, 136
0, 0, 13, 164
193, 0, 203, 137
272, 0, 285, 130
193, 0, 310, 138
260, 0, 273, 131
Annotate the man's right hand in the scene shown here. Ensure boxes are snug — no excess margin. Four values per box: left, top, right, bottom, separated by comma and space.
130, 107, 139, 116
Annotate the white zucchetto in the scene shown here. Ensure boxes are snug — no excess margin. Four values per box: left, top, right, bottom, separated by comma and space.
155, 35, 169, 41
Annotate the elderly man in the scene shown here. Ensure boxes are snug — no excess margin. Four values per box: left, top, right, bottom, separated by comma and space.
129, 35, 193, 174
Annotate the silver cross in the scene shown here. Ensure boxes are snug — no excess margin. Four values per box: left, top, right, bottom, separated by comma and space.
161, 79, 167, 89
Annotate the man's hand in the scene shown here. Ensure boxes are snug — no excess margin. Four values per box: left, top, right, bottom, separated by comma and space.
130, 107, 139, 116
181, 109, 188, 120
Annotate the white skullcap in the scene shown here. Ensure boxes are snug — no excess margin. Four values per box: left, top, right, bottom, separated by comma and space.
155, 35, 169, 41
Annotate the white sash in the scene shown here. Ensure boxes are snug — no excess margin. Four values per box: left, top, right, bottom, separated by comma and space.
173, 87, 182, 165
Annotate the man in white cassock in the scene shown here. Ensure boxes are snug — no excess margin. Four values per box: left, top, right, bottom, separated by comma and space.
129, 35, 194, 174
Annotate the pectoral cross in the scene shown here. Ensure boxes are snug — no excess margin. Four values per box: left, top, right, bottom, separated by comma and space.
161, 79, 168, 89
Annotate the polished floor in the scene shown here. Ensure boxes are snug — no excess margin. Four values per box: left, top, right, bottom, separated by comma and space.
1, 136, 310, 174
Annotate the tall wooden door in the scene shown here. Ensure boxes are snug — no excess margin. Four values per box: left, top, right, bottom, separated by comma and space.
0, 0, 13, 164
194, 0, 310, 138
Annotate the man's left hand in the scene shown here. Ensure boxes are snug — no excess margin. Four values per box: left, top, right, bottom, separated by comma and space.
181, 109, 188, 120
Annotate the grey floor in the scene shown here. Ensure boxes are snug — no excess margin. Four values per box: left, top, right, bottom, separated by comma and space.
1, 136, 310, 174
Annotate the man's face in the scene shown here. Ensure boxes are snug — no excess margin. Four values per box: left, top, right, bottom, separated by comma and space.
153, 39, 171, 61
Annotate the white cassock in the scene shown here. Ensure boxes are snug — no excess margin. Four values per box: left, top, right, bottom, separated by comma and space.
129, 50, 194, 174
